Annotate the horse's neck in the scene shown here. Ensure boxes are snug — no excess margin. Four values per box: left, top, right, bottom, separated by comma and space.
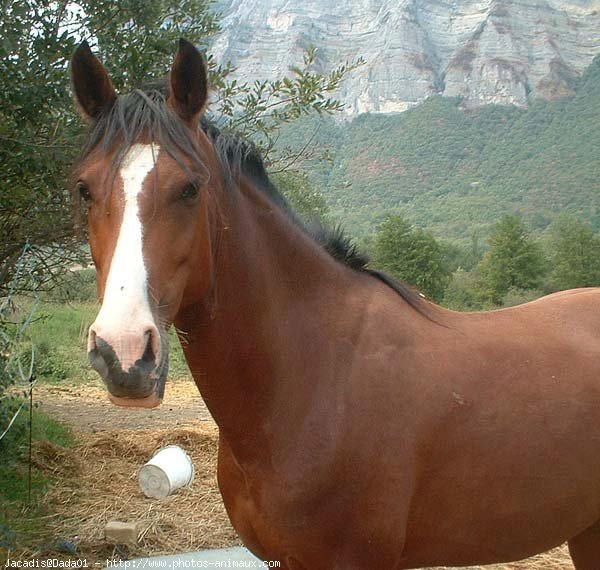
175, 176, 357, 462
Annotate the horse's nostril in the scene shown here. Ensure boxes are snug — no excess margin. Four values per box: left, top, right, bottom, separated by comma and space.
87, 321, 161, 375
87, 327, 98, 353
143, 325, 161, 364
142, 329, 155, 362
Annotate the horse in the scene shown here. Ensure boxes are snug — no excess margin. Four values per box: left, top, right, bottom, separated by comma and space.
70, 39, 600, 569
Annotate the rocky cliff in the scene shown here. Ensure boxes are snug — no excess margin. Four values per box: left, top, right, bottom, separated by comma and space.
210, 0, 600, 115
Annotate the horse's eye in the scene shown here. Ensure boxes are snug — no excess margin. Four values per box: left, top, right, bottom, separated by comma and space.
77, 181, 91, 203
181, 183, 199, 201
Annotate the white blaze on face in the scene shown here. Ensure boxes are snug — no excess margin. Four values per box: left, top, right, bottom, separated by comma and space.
88, 143, 161, 369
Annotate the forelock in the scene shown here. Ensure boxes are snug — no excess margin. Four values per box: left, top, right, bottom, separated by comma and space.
77, 88, 208, 183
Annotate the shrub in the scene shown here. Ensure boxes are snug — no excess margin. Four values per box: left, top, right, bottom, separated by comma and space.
43, 268, 97, 303
501, 287, 545, 308
372, 215, 451, 302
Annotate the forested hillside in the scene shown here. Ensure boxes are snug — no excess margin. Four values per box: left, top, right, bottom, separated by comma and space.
282, 55, 600, 242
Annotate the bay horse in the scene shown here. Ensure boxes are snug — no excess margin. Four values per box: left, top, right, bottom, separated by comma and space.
71, 39, 600, 569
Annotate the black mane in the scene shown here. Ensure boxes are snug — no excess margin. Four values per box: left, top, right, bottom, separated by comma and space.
200, 119, 427, 315
78, 86, 427, 315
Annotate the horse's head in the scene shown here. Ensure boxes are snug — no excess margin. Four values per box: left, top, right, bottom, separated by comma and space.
71, 40, 216, 408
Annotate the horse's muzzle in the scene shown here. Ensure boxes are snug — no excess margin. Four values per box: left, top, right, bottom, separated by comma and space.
87, 329, 168, 408
108, 392, 163, 409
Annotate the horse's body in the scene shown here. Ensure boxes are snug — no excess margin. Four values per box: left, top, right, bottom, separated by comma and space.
71, 40, 600, 569
176, 179, 600, 568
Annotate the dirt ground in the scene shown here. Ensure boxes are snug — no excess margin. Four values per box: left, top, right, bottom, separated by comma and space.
36, 379, 212, 432
25, 380, 574, 569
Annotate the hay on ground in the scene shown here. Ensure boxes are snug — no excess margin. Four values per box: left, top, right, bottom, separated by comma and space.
13, 422, 239, 562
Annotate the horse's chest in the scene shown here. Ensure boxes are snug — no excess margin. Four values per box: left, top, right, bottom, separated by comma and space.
218, 464, 295, 549
216, 445, 333, 566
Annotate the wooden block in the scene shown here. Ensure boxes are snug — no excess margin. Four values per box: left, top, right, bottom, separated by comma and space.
105, 520, 139, 544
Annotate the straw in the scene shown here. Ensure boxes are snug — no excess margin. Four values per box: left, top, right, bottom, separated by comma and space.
11, 422, 239, 562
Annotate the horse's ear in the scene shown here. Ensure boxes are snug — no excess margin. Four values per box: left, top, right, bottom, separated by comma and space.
168, 39, 209, 122
71, 41, 116, 121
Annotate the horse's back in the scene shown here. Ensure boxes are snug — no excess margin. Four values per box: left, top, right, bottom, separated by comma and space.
468, 286, 600, 320
396, 287, 600, 566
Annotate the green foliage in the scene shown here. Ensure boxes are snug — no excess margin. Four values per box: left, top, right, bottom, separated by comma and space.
500, 287, 546, 308
271, 170, 329, 222
0, 409, 74, 549
477, 216, 546, 304
0, 3, 84, 294
442, 269, 487, 311
224, 47, 363, 160
0, 522, 16, 550
82, 0, 220, 91
372, 215, 450, 302
435, 214, 600, 311
439, 234, 484, 273
0, 280, 75, 544
13, 301, 96, 384
285, 55, 600, 241
546, 215, 600, 290
42, 268, 98, 303
0, 409, 74, 472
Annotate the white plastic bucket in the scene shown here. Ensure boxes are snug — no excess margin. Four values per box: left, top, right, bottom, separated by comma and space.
138, 445, 195, 499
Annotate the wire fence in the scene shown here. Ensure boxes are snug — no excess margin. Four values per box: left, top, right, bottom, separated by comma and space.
0, 350, 36, 444
0, 243, 40, 499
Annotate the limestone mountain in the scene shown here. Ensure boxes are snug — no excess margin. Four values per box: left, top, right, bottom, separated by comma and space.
211, 0, 600, 115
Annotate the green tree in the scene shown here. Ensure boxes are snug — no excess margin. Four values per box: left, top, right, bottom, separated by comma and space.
477, 215, 546, 304
271, 170, 329, 222
442, 269, 486, 311
547, 216, 600, 290
0, 2, 86, 293
372, 215, 450, 302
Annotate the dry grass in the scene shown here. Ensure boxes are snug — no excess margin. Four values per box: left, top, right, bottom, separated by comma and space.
9, 422, 239, 563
